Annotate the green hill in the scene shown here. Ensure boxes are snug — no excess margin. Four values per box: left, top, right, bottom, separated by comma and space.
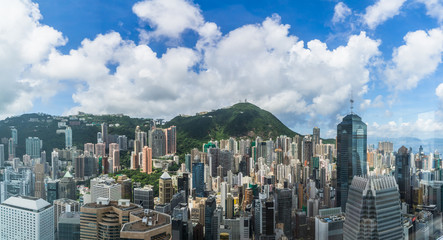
166, 102, 299, 154
0, 103, 304, 160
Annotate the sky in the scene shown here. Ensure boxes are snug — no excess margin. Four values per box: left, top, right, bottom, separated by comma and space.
2, 0, 443, 140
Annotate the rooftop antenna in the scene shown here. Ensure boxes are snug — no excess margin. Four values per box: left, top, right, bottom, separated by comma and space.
350, 90, 354, 114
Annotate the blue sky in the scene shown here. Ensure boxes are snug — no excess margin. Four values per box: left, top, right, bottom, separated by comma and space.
2, 0, 443, 140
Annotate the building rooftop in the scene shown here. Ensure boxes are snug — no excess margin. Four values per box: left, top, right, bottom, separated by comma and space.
58, 212, 80, 224
160, 172, 171, 180
121, 209, 171, 233
1, 196, 51, 212
82, 199, 141, 211
317, 214, 345, 223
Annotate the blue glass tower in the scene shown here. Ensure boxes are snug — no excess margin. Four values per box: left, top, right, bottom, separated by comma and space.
192, 162, 205, 197
337, 113, 367, 211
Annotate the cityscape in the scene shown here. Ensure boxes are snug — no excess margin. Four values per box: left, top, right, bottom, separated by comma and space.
2, 0, 443, 240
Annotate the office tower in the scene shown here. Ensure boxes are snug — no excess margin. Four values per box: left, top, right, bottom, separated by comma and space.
65, 126, 73, 149
343, 176, 402, 240
177, 173, 190, 201
26, 137, 42, 159
90, 176, 122, 202
378, 141, 394, 153
80, 198, 142, 239
8, 138, 15, 160
0, 144, 4, 167
59, 171, 76, 200
277, 188, 292, 238
120, 208, 172, 239
220, 182, 228, 213
225, 193, 234, 219
185, 154, 192, 172
53, 198, 80, 233
219, 150, 233, 177
95, 143, 106, 157
172, 203, 192, 240
35, 163, 46, 200
193, 162, 205, 197
336, 112, 367, 211
313, 127, 320, 155
149, 128, 166, 157
11, 127, 18, 145
165, 126, 177, 154
134, 185, 154, 209
205, 196, 216, 240
58, 212, 80, 240
51, 150, 59, 179
159, 172, 173, 204
315, 207, 344, 240
303, 137, 313, 167
0, 196, 54, 240
142, 146, 153, 174
395, 146, 411, 204
101, 122, 108, 147
47, 180, 59, 204
254, 195, 275, 238
208, 148, 220, 177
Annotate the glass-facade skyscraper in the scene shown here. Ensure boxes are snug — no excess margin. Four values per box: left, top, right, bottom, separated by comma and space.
337, 113, 367, 211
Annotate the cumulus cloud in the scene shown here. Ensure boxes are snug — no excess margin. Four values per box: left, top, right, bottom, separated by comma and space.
363, 0, 406, 29
416, 0, 443, 23
2, 0, 383, 129
0, 0, 66, 118
385, 28, 443, 90
437, 83, 443, 100
332, 2, 352, 23
368, 111, 443, 138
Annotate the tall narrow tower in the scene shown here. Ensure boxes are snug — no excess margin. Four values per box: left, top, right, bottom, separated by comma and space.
337, 105, 367, 211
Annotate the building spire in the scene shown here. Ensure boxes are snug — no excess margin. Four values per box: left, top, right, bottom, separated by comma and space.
350, 90, 354, 114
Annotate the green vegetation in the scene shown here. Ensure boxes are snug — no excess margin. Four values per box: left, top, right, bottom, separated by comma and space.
110, 169, 163, 196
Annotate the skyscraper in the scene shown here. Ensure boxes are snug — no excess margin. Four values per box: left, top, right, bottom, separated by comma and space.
313, 127, 320, 155
343, 175, 403, 240
8, 138, 15, 160
65, 126, 72, 149
26, 137, 42, 159
11, 127, 17, 145
159, 172, 173, 204
52, 150, 59, 180
337, 113, 367, 211
148, 128, 166, 157
101, 122, 108, 147
395, 146, 411, 204
142, 146, 152, 174
0, 144, 4, 167
34, 163, 46, 200
192, 162, 205, 197
205, 195, 216, 240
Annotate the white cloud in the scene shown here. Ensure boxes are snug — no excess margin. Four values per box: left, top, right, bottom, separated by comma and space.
133, 0, 205, 40
363, 0, 406, 29
416, 0, 443, 23
0, 0, 66, 118
436, 83, 443, 100
332, 2, 352, 23
385, 28, 443, 90
368, 111, 443, 138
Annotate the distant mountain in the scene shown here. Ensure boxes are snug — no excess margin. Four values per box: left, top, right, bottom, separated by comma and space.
0, 103, 301, 159
166, 102, 300, 153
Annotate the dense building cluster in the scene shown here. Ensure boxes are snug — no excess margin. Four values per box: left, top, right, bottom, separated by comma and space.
0, 111, 442, 239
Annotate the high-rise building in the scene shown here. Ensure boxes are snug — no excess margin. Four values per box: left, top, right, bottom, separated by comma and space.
58, 212, 80, 240
276, 188, 292, 238
8, 138, 15, 160
149, 128, 166, 157
159, 172, 174, 204
109, 143, 120, 172
165, 126, 177, 154
315, 207, 344, 240
135, 126, 148, 148
26, 137, 42, 159
101, 123, 108, 147
120, 208, 172, 239
0, 144, 4, 167
337, 113, 367, 211
134, 185, 154, 210
46, 180, 59, 204
395, 146, 412, 205
59, 171, 76, 200
52, 150, 59, 180
11, 127, 18, 145
192, 162, 205, 197
142, 146, 153, 174
84, 143, 95, 157
313, 127, 320, 155
343, 176, 403, 240
95, 143, 106, 157
0, 196, 54, 240
208, 148, 220, 177
117, 135, 128, 151
34, 163, 46, 200
53, 198, 80, 233
205, 195, 216, 240
65, 126, 73, 149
